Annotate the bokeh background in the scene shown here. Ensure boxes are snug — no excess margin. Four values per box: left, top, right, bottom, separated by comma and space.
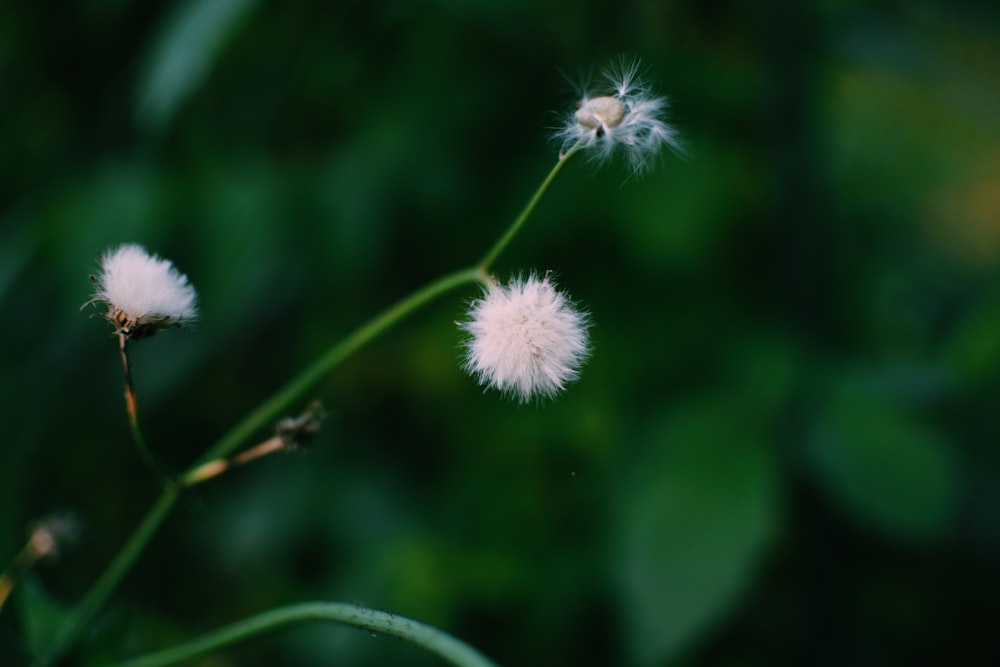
3, 0, 1000, 665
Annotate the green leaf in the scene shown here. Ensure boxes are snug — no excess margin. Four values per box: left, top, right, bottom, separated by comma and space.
16, 576, 71, 659
942, 295, 1000, 384
807, 376, 959, 541
135, 0, 262, 132
616, 401, 779, 665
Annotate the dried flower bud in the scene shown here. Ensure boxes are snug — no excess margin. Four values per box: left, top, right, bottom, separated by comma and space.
27, 513, 80, 561
275, 401, 326, 450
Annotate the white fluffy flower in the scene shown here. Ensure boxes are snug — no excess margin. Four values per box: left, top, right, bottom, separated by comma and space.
556, 58, 682, 175
90, 243, 198, 339
459, 273, 590, 402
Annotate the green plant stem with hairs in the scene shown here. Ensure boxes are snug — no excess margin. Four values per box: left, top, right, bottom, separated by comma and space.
36, 144, 581, 667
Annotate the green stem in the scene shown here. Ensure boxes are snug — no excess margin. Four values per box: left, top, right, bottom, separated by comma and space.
196, 265, 480, 464
477, 143, 580, 273
119, 334, 170, 487
104, 602, 500, 667
36, 488, 180, 667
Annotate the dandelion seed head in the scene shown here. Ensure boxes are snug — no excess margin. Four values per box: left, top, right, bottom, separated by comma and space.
557, 57, 682, 175
90, 243, 198, 339
459, 273, 590, 403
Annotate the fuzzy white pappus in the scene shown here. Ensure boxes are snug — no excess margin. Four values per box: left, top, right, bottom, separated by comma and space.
90, 243, 198, 339
459, 273, 590, 402
557, 58, 682, 175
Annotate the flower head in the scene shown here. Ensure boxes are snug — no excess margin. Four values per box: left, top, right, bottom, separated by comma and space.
459, 273, 590, 402
27, 513, 80, 561
557, 58, 681, 175
88, 243, 198, 339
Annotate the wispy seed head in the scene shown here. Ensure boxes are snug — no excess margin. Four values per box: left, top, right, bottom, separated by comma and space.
557, 57, 682, 175
88, 243, 198, 340
459, 273, 590, 403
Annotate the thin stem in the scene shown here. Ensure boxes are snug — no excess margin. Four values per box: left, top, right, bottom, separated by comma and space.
477, 142, 581, 273
103, 602, 500, 667
180, 435, 285, 487
1, 515, 79, 614
35, 489, 180, 667
0, 544, 40, 612
119, 334, 170, 486
195, 265, 480, 465
39, 267, 480, 666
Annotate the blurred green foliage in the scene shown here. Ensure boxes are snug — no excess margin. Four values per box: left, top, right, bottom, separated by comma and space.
3, 0, 1000, 665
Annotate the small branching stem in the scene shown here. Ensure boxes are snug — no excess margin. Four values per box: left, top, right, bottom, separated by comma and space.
180, 436, 285, 486
196, 266, 480, 466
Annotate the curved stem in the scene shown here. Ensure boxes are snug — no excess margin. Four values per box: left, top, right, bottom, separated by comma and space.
103, 602, 500, 667
195, 265, 480, 465
119, 334, 170, 486
36, 488, 180, 667
477, 143, 581, 273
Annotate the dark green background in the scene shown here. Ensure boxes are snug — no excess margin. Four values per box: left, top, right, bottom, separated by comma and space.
3, 0, 1000, 665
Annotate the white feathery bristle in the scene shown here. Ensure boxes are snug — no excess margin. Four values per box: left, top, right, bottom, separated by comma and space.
556, 57, 682, 175
460, 273, 590, 402
93, 243, 197, 337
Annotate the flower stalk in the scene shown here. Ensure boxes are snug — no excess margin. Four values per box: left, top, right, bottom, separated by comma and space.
36, 490, 180, 667
118, 333, 170, 486
195, 266, 481, 465
102, 602, 500, 667
0, 515, 78, 613
181, 401, 326, 486
180, 436, 285, 486
477, 141, 582, 272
